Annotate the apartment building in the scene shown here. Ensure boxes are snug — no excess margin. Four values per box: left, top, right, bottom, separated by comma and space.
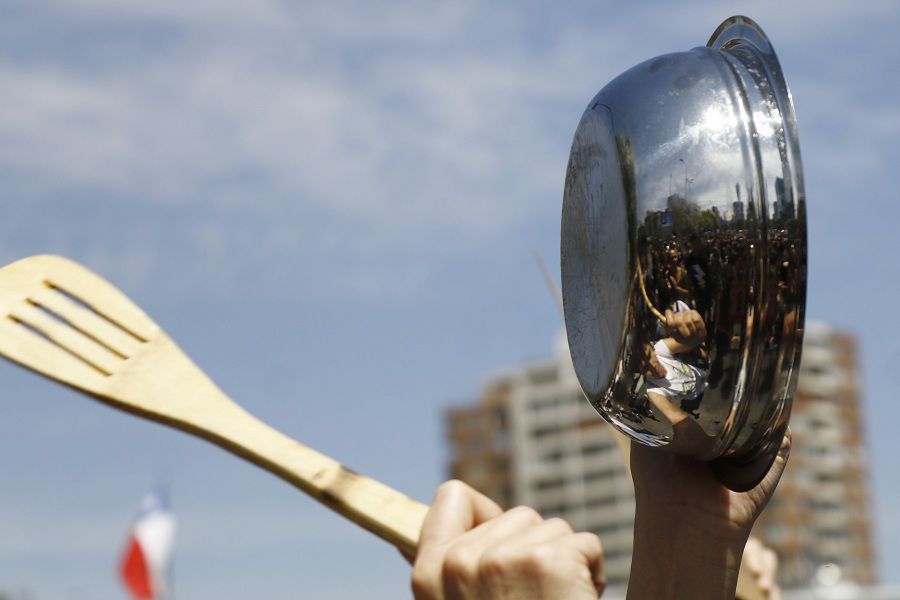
754, 322, 877, 586
446, 323, 877, 588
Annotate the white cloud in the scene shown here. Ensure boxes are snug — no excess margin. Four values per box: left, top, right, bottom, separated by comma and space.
0, 2, 581, 300
1, 0, 897, 302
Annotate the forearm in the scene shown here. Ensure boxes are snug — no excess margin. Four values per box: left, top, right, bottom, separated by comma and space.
662, 336, 701, 354
625, 433, 791, 599
626, 505, 748, 600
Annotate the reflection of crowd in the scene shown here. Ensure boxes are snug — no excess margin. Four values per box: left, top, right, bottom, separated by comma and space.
614, 222, 803, 451
763, 229, 803, 351
639, 227, 802, 384
618, 224, 804, 445
641, 230, 744, 328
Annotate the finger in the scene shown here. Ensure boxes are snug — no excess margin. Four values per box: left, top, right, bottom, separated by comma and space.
485, 515, 573, 548
420, 480, 503, 549
683, 314, 697, 335
759, 547, 778, 591
690, 312, 703, 330
685, 318, 697, 337
667, 311, 687, 335
665, 309, 675, 328
446, 505, 544, 553
753, 428, 793, 501
437, 506, 544, 597
479, 530, 606, 596
770, 429, 792, 474
743, 538, 763, 574
561, 532, 606, 592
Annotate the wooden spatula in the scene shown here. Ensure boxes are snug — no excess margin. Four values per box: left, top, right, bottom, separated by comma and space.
0, 254, 766, 599
0, 254, 427, 555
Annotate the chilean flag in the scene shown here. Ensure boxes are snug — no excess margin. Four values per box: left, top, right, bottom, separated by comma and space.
119, 489, 176, 600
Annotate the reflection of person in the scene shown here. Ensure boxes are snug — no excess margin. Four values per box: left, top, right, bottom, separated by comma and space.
685, 234, 712, 316
644, 308, 707, 409
642, 308, 714, 456
666, 247, 691, 303
411, 432, 791, 599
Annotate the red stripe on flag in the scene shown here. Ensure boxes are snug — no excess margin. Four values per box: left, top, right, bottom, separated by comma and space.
120, 536, 154, 599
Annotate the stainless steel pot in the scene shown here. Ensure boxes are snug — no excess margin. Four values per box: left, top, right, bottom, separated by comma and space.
561, 16, 806, 491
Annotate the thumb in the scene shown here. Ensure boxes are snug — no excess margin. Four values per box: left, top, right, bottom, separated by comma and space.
419, 480, 503, 550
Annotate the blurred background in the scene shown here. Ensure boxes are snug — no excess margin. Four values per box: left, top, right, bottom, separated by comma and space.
0, 0, 898, 598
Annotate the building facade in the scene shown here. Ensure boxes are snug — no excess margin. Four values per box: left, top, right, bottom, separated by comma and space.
446, 324, 877, 588
754, 322, 877, 586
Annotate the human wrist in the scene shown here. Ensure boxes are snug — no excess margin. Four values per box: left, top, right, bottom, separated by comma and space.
627, 505, 749, 599
633, 496, 754, 546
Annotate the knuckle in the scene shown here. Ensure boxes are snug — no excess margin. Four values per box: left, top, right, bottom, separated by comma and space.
481, 544, 555, 576
519, 544, 558, 573
508, 505, 542, 523
478, 547, 515, 577
586, 532, 604, 556
435, 479, 467, 499
411, 560, 440, 599
410, 574, 433, 599
545, 517, 574, 534
442, 544, 479, 581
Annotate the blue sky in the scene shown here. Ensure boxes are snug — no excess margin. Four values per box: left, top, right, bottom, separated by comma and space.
1, 1, 898, 597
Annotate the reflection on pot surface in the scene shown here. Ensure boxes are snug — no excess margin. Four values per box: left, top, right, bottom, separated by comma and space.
561, 16, 806, 489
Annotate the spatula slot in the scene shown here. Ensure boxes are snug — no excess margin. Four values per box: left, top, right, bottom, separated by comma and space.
45, 281, 149, 344
7, 314, 52, 344
27, 297, 130, 360
7, 313, 113, 377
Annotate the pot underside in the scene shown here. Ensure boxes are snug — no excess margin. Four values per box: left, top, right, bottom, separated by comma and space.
561, 16, 806, 491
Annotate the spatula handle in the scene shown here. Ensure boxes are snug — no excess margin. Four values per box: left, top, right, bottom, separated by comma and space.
174, 389, 428, 556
